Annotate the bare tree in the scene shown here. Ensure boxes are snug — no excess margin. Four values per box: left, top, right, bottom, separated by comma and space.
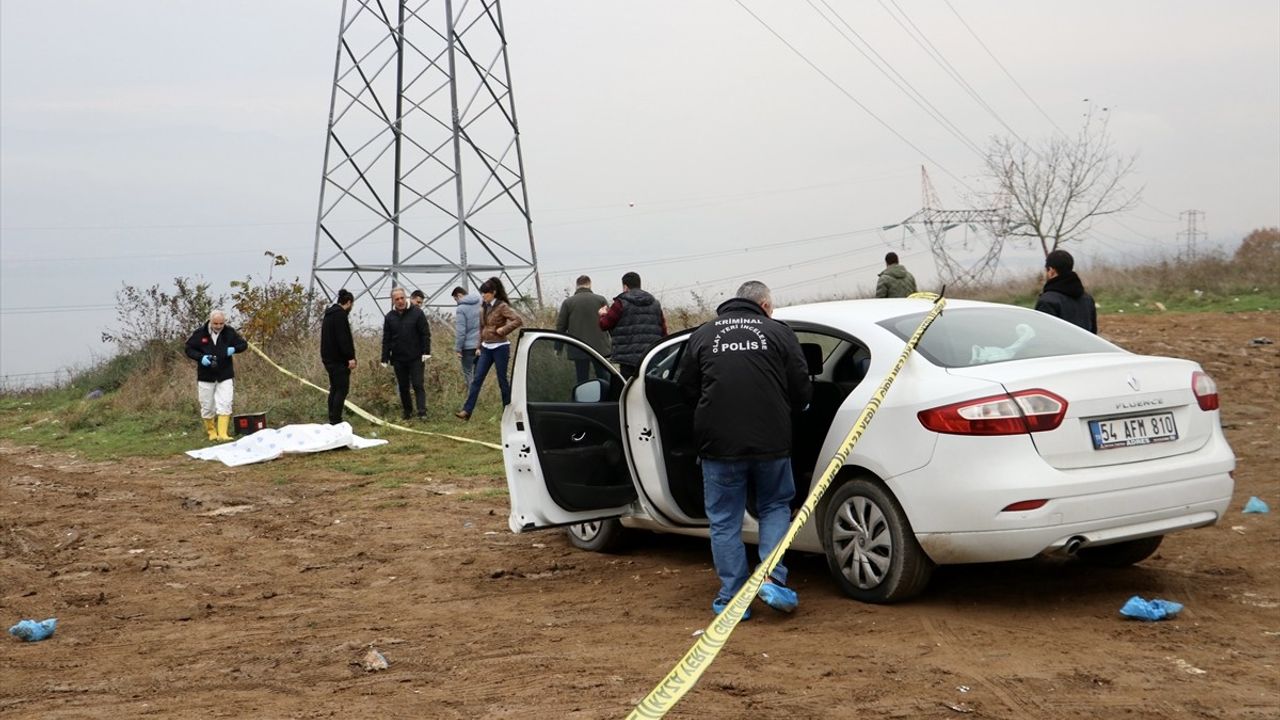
985, 106, 1141, 257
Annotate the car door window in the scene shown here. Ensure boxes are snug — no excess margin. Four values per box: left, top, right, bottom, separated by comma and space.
527, 338, 620, 403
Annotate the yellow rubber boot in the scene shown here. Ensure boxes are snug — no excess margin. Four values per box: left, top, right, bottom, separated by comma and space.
203, 418, 217, 441
216, 415, 233, 441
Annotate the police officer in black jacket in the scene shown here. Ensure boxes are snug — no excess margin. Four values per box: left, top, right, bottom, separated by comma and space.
320, 288, 357, 425
183, 310, 249, 441
381, 287, 432, 420
677, 280, 812, 618
1036, 249, 1097, 333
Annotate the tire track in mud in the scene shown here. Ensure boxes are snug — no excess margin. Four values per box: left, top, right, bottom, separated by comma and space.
919, 616, 1045, 719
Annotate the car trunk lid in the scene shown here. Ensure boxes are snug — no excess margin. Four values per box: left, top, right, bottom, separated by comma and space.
948, 353, 1216, 470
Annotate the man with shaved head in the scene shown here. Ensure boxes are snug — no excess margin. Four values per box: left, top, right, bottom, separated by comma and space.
184, 309, 248, 441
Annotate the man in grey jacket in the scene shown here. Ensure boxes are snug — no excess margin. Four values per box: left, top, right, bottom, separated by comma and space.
556, 275, 611, 383
452, 286, 481, 386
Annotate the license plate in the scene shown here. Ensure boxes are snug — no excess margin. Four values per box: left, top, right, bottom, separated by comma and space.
1089, 412, 1178, 450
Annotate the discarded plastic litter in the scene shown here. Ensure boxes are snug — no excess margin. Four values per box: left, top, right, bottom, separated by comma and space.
361, 647, 389, 671
8, 618, 57, 642
1119, 596, 1183, 621
1243, 496, 1270, 514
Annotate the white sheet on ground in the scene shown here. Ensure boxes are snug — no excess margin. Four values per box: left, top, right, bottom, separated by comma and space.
185, 422, 387, 467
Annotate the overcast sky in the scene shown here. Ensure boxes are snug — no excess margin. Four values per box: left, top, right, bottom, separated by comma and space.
2, 1, 1278, 385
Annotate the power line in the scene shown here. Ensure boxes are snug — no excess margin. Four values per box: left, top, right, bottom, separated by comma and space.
941, 0, 1068, 138
805, 0, 986, 159
879, 0, 1028, 148
732, 0, 976, 193
542, 225, 885, 279
655, 231, 911, 297
770, 247, 933, 294
0, 304, 116, 315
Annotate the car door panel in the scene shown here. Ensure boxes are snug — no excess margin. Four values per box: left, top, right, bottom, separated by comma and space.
526, 405, 634, 510
503, 332, 636, 532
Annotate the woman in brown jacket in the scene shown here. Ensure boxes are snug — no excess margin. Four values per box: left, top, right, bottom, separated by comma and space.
456, 277, 523, 420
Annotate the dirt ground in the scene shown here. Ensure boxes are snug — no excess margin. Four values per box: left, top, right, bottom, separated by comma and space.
2, 311, 1277, 719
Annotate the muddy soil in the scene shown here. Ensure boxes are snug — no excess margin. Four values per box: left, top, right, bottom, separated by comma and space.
2, 312, 1277, 719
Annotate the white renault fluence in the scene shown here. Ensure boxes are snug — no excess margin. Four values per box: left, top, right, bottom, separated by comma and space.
501, 298, 1235, 602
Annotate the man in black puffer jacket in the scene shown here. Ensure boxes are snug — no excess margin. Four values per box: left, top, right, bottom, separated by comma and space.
677, 281, 812, 619
598, 271, 667, 379
1035, 249, 1097, 333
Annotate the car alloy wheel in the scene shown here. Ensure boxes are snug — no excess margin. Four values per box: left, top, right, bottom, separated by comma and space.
565, 517, 626, 553
821, 477, 933, 603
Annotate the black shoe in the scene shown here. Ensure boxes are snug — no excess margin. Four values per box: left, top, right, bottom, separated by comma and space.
416, 414, 427, 421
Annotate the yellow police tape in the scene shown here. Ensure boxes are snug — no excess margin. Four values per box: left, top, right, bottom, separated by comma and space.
245, 341, 503, 451
626, 292, 947, 719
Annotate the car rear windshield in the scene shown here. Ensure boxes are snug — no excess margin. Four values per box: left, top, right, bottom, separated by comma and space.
877, 306, 1122, 368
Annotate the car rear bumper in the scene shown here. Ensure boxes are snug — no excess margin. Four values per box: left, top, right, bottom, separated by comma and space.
893, 428, 1235, 564
913, 471, 1232, 564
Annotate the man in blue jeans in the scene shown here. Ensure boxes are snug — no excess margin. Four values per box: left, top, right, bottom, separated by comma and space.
677, 280, 812, 617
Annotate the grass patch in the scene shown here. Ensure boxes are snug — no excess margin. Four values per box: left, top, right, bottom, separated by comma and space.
459, 486, 509, 502
4, 249, 1273, 484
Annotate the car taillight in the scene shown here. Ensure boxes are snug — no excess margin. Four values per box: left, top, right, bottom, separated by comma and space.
1192, 371, 1219, 411
918, 389, 1067, 436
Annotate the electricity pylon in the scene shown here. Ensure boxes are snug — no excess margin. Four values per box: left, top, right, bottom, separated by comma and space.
309, 0, 542, 310
884, 166, 1016, 288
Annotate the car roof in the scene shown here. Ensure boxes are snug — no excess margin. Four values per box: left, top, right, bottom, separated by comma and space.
773, 297, 1002, 330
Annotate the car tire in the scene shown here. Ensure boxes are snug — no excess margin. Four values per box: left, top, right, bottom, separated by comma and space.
566, 518, 627, 553
1077, 535, 1163, 568
820, 477, 933, 603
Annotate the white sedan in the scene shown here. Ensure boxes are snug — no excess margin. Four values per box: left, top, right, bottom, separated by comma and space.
501, 298, 1235, 602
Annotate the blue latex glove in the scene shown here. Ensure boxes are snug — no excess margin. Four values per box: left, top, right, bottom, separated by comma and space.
9, 618, 57, 642
1119, 596, 1183, 621
201, 355, 213, 367
226, 346, 236, 357
1243, 496, 1270, 513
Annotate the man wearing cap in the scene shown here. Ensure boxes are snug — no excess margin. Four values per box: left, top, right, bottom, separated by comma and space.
1036, 249, 1097, 333
184, 309, 248, 441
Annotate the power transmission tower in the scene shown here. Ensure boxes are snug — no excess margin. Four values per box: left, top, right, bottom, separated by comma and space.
885, 166, 1016, 288
309, 0, 542, 311
1177, 210, 1206, 260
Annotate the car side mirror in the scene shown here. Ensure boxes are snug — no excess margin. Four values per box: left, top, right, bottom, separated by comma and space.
572, 378, 607, 403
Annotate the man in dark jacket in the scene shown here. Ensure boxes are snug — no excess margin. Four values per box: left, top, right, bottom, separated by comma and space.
677, 281, 813, 618
556, 275, 611, 383
381, 287, 431, 419
598, 271, 667, 379
1036, 249, 1097, 333
183, 310, 249, 441
875, 252, 917, 298
320, 289, 357, 425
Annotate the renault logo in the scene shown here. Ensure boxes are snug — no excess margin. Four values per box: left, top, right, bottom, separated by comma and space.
1127, 374, 1141, 392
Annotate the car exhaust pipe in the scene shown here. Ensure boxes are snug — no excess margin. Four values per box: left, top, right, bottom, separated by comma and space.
1064, 536, 1086, 555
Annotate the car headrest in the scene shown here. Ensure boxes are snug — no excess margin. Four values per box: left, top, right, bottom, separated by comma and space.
800, 343, 824, 376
